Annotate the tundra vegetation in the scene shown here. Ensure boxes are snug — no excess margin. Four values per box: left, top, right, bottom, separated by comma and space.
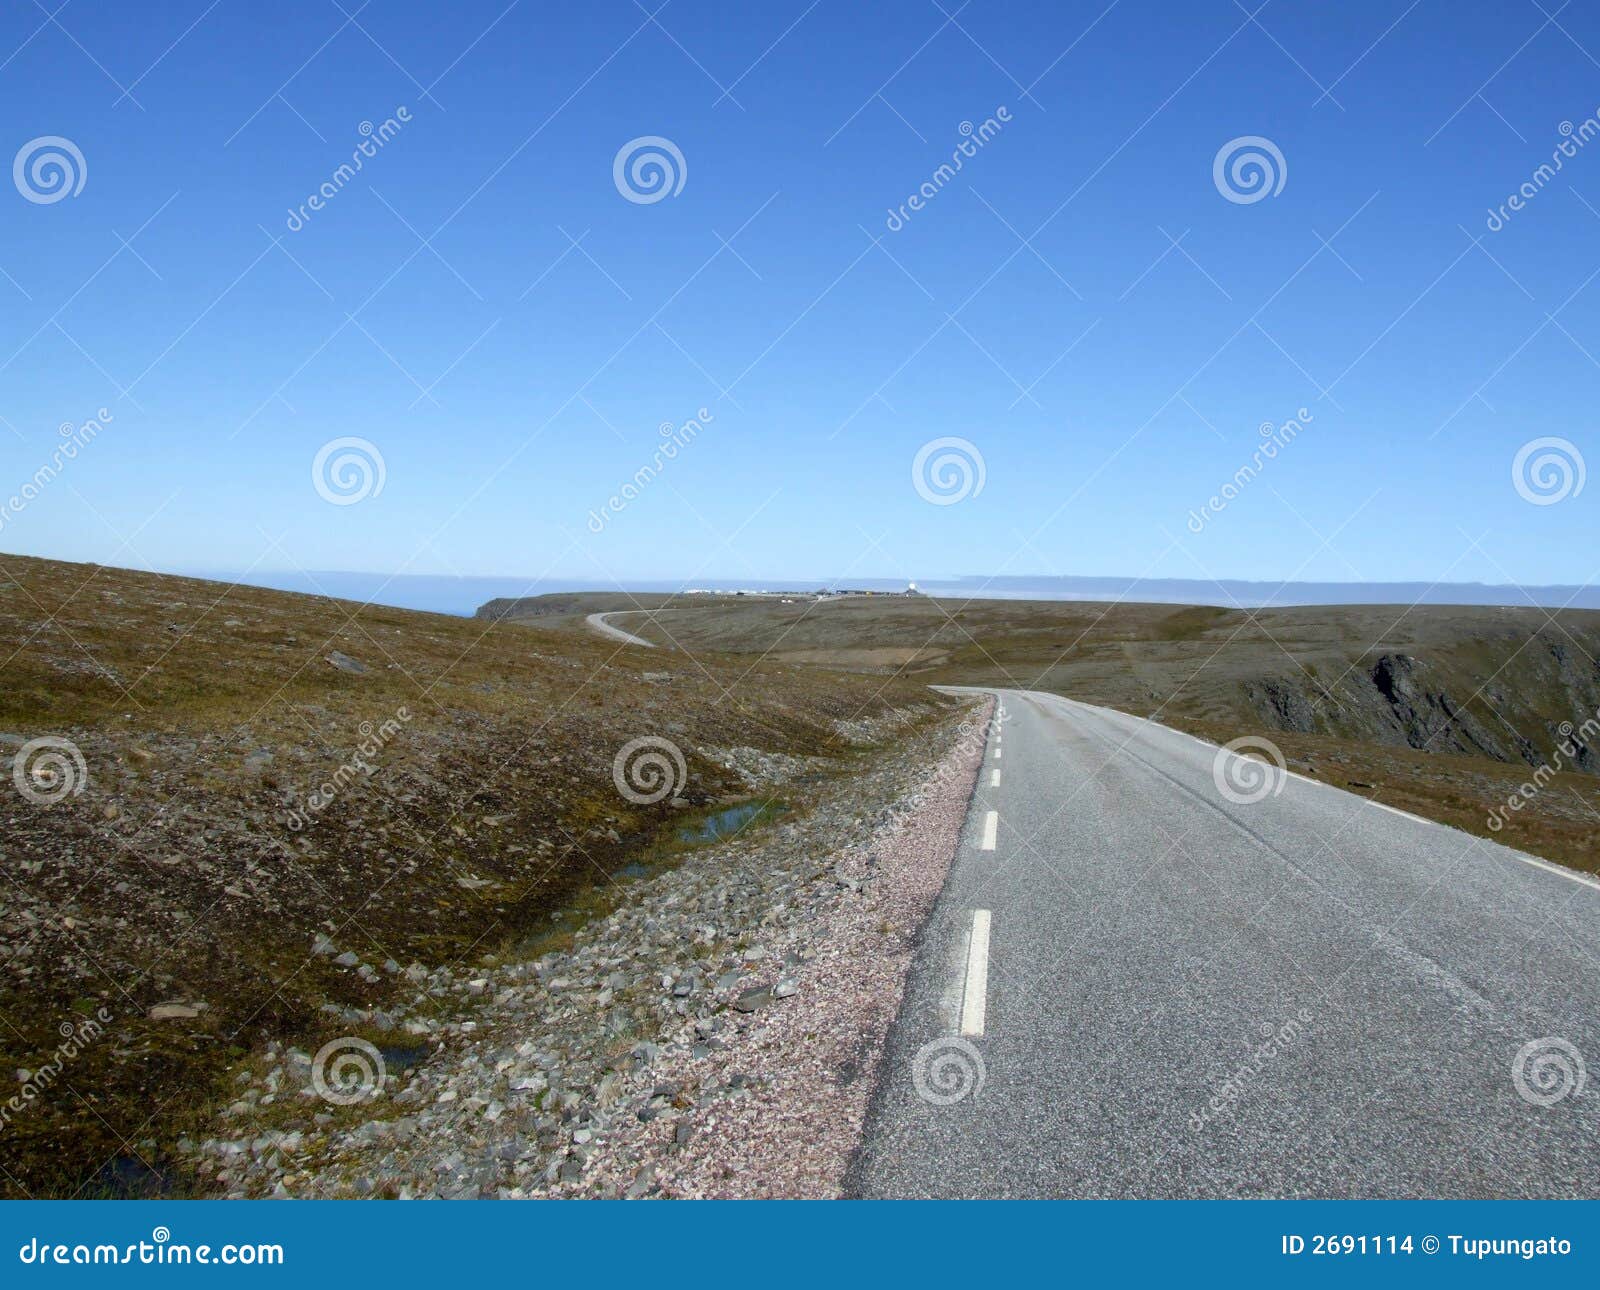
0, 553, 947, 1196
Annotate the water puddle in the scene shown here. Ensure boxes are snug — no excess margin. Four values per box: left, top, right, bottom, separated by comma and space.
521, 800, 788, 958
378, 1044, 429, 1071
677, 799, 783, 844
92, 1156, 176, 1198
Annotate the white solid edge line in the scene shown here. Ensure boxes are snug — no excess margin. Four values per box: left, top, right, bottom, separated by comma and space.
990, 767, 1001, 787
980, 810, 998, 850
960, 909, 991, 1037
1299, 758, 1600, 893
1511, 849, 1600, 893
1361, 796, 1432, 826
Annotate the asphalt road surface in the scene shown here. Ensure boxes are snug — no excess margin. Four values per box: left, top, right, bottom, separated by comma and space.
851, 688, 1600, 1198
584, 611, 657, 648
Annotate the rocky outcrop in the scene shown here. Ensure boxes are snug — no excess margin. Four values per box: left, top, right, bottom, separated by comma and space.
1244, 678, 1319, 733
1366, 653, 1512, 761
1238, 644, 1600, 775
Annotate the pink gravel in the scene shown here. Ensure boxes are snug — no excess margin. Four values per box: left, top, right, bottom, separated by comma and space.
574, 695, 993, 1199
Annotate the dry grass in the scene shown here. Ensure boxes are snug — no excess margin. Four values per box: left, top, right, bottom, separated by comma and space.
0, 553, 947, 1197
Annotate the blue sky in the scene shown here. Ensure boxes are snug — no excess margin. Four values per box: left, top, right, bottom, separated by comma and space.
3, 0, 1598, 597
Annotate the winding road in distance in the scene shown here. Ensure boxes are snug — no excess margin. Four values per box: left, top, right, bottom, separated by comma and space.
852, 688, 1600, 1199
585, 610, 659, 648
585, 594, 837, 650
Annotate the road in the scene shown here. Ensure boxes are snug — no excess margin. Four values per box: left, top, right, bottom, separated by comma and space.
851, 688, 1600, 1198
584, 611, 657, 648
585, 595, 836, 648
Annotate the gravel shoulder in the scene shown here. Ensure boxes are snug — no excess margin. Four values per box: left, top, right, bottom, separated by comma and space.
183, 696, 993, 1199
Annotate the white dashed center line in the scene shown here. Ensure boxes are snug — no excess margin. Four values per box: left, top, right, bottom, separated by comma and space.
960, 909, 991, 1037
993, 745, 1002, 759
980, 810, 998, 850
990, 768, 1001, 787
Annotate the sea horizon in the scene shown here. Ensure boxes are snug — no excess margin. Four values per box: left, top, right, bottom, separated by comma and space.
172, 566, 1600, 617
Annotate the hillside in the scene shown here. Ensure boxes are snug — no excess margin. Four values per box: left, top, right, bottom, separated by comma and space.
492, 591, 1600, 873
0, 554, 951, 1197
